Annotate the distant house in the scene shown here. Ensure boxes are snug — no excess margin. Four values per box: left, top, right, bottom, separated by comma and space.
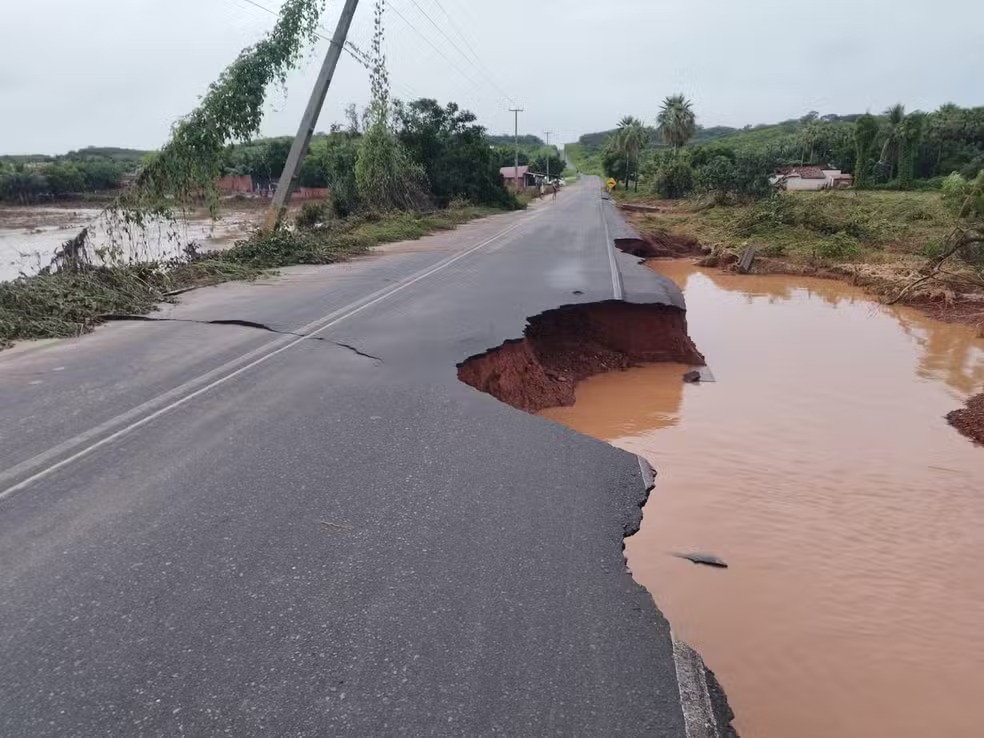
499, 165, 542, 191
823, 169, 854, 189
216, 174, 255, 194
771, 166, 853, 191
214, 175, 328, 201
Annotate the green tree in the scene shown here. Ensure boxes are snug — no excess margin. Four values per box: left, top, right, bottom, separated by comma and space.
354, 0, 429, 211
613, 116, 649, 190
601, 139, 629, 186
897, 112, 926, 189
121, 0, 326, 217
394, 98, 513, 207
695, 155, 738, 198
43, 163, 86, 196
800, 120, 823, 164
657, 94, 697, 151
645, 151, 695, 198
356, 119, 429, 210
877, 103, 907, 180
854, 114, 880, 189
78, 160, 124, 191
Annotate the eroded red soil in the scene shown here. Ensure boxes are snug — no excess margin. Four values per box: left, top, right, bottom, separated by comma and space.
457, 301, 704, 413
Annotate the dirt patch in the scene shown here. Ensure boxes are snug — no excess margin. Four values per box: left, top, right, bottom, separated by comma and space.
615, 232, 705, 260
947, 393, 984, 445
617, 202, 668, 214
457, 301, 705, 413
696, 251, 740, 268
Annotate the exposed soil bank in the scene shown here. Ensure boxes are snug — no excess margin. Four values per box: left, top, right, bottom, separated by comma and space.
621, 204, 984, 334
947, 392, 984, 444
614, 231, 705, 259
457, 300, 705, 413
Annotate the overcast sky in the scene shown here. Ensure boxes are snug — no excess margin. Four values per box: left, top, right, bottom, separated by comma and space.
2, 0, 983, 155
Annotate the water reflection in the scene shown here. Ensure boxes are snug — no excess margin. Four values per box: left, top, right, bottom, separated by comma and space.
657, 260, 984, 398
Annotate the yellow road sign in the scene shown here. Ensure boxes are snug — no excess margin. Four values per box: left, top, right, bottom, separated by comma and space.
606, 177, 617, 191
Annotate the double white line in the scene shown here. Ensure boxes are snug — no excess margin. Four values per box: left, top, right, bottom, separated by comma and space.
0, 214, 538, 502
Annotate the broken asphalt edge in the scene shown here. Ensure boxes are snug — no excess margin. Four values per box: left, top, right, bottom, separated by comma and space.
631, 456, 736, 737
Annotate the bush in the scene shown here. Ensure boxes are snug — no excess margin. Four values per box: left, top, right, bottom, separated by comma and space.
653, 157, 695, 199
695, 155, 738, 198
813, 231, 862, 262
295, 200, 333, 229
355, 120, 430, 211
941, 172, 970, 215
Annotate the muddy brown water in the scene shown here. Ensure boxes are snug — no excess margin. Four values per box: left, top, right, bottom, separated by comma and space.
543, 261, 984, 738
0, 206, 258, 282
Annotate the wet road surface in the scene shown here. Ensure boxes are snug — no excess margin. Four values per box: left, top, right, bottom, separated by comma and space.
0, 183, 720, 735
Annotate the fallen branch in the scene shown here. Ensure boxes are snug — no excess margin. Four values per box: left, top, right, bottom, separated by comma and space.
887, 227, 984, 304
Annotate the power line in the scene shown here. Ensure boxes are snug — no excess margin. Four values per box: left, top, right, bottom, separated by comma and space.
403, 0, 514, 106
228, 0, 422, 101
424, 0, 514, 103
383, 0, 505, 111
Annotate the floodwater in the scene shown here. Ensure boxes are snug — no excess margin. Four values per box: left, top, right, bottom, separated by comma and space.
0, 206, 258, 282
543, 261, 984, 738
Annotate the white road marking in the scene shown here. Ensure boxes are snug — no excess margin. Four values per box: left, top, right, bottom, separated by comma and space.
599, 199, 624, 300
0, 213, 541, 502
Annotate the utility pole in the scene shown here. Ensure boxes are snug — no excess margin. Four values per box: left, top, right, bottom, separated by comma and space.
263, 0, 361, 233
509, 107, 524, 191
543, 131, 552, 181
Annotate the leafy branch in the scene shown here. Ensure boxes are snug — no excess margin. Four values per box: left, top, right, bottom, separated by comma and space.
887, 171, 984, 303
52, 0, 326, 272
122, 0, 326, 217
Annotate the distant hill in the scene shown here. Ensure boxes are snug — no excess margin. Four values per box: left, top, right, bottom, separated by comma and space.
64, 146, 151, 161
486, 134, 544, 148
570, 113, 865, 154
575, 125, 739, 153
1, 147, 151, 165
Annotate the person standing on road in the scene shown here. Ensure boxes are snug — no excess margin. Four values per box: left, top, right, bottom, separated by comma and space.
551, 183, 558, 200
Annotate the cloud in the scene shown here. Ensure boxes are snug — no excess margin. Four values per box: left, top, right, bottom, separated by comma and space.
3, 0, 981, 153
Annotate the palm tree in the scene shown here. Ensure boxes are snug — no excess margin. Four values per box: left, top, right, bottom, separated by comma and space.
897, 112, 926, 188
657, 94, 697, 151
854, 114, 880, 189
800, 120, 824, 164
878, 103, 906, 178
930, 103, 961, 176
615, 117, 649, 189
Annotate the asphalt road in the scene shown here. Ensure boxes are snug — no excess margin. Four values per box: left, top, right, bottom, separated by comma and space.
0, 178, 726, 736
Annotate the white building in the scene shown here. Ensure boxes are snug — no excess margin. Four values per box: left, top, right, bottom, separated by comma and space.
770, 166, 854, 191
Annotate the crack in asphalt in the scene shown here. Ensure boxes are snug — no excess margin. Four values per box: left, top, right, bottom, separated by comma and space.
330, 342, 384, 363
98, 314, 383, 363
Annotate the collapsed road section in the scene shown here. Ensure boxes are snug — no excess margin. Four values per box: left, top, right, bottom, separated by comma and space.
458, 300, 704, 413
453, 200, 736, 736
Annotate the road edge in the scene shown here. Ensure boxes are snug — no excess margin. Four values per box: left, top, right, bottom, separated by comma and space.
634, 454, 739, 738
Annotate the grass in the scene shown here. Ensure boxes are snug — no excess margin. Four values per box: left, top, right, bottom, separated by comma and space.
564, 143, 604, 176
0, 204, 502, 348
627, 190, 952, 264
619, 189, 984, 311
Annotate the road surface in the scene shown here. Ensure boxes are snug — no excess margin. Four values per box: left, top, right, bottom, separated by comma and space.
0, 179, 732, 736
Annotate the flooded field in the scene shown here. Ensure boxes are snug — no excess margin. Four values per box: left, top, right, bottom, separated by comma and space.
0, 205, 260, 281
543, 261, 984, 738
